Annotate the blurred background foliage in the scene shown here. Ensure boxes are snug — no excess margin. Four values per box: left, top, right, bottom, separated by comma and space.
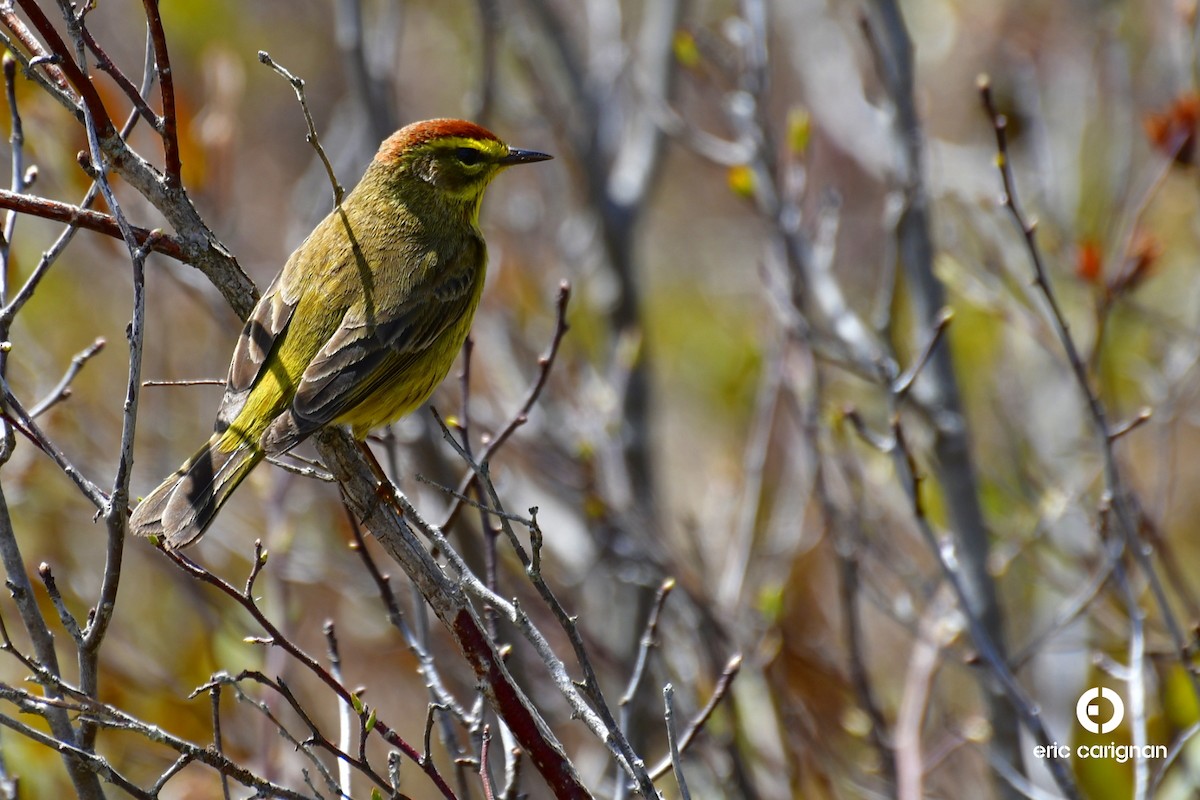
2, 0, 1200, 798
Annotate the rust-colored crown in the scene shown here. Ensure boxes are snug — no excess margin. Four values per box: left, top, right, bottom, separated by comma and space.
376, 119, 501, 163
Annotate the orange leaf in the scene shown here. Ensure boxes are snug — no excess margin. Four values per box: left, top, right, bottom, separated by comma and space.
1075, 239, 1103, 284
1144, 92, 1200, 165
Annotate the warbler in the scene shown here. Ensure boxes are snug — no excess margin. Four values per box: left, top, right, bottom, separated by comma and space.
130, 119, 551, 548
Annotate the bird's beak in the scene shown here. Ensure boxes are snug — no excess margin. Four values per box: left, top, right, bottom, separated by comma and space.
499, 148, 553, 166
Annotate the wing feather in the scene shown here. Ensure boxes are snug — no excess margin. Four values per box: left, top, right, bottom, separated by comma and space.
290, 238, 483, 430
215, 271, 301, 432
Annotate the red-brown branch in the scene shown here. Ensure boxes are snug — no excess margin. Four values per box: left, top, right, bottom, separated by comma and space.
13, 0, 116, 138
81, 25, 161, 133
141, 0, 181, 185
0, 5, 70, 93
0, 189, 186, 262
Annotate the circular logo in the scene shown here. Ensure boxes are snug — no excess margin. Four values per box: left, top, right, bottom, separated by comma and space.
1076, 687, 1124, 734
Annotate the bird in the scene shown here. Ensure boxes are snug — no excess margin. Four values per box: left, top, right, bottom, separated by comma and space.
129, 118, 552, 548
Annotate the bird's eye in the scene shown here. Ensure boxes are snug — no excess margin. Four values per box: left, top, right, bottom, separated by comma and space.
455, 147, 484, 166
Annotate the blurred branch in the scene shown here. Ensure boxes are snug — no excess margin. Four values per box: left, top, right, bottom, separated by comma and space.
835, 503, 897, 795
846, 403, 1080, 798
334, 0, 395, 141
894, 586, 949, 800
979, 75, 1200, 707
516, 0, 682, 521
862, 4, 1023, 795
470, 0, 498, 122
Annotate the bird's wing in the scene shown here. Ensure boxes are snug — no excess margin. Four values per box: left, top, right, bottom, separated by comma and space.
214, 269, 300, 433
288, 240, 483, 432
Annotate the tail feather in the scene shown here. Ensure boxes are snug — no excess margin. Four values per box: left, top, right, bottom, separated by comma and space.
129, 434, 264, 548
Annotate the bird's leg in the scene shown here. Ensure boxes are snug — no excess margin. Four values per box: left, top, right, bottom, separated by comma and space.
356, 439, 401, 511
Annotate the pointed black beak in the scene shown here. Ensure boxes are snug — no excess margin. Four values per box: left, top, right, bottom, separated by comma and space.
499, 147, 553, 166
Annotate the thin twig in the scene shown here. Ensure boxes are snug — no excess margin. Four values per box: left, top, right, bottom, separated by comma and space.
209, 685, 232, 800
35, 563, 82, 643
0, 380, 108, 507
662, 685, 690, 800
141, 377, 225, 387
980, 74, 1200, 710
258, 51, 344, 205
613, 577, 675, 798
620, 578, 674, 707
29, 338, 105, 417
325, 621, 353, 797
140, 0, 181, 185
480, 724, 495, 800
441, 281, 571, 530
647, 654, 742, 780
80, 26, 160, 134
161, 542, 458, 799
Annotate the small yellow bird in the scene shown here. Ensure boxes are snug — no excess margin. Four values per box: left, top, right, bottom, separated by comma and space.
130, 119, 551, 548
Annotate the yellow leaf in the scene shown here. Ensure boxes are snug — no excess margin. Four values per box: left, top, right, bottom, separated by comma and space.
673, 30, 700, 69
787, 107, 811, 155
727, 164, 755, 199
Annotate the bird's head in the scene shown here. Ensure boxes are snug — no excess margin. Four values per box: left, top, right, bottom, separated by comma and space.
374, 119, 552, 205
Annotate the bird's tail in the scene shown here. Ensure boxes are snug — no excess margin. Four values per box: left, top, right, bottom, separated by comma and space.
128, 434, 263, 549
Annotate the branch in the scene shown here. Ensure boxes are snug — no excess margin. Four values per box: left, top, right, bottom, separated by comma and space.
258, 51, 344, 206
0, 681, 318, 799
140, 0, 181, 185
647, 654, 742, 780
161, 541, 459, 800
80, 26, 161, 134
13, 0, 114, 137
29, 337, 105, 418
441, 280, 571, 530
0, 189, 187, 269
316, 428, 597, 799
662, 685, 690, 800
862, 4, 1024, 795
979, 73, 1200, 710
